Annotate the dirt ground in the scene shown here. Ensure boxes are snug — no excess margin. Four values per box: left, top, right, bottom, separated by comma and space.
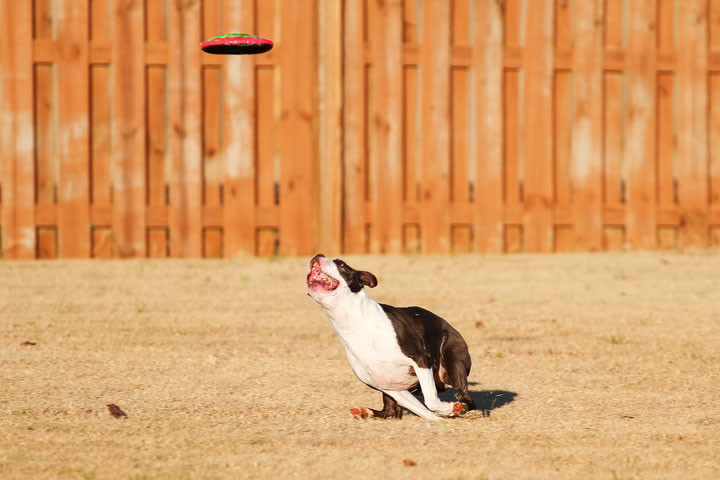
1, 252, 719, 479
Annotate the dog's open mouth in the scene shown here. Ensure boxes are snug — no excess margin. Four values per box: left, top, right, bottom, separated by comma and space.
307, 259, 340, 291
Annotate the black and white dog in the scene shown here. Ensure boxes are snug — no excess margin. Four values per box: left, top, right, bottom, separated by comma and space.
307, 254, 476, 420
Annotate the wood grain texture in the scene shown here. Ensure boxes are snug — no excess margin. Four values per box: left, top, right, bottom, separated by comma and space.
169, 0, 203, 257
419, 0, 451, 253
473, 0, 504, 253
278, 0, 317, 256
342, 0, 368, 253
677, 0, 709, 247
625, 0, 657, 249
571, 0, 604, 251
112, 0, 146, 257
522, 0, 555, 252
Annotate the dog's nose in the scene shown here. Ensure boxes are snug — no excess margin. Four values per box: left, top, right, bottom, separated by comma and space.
311, 253, 325, 262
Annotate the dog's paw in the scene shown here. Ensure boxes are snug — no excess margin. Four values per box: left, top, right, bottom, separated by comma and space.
350, 407, 372, 419
452, 401, 468, 416
430, 401, 468, 417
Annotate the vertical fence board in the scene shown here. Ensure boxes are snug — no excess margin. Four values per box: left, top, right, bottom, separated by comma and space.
603, 1, 625, 249
90, 0, 110, 42
554, 70, 572, 251
451, 65, 471, 252
504, 68, 522, 252
504, 10, 521, 251
146, 69, 169, 259
403, 65, 419, 204
202, 66, 223, 257
504, 0, 522, 46
343, 0, 367, 253
146, 64, 168, 258
34, 1, 58, 259
201, 0, 221, 261
474, 0, 503, 253
256, 66, 275, 209
57, 0, 90, 258
112, 0, 146, 257
713, 0, 720, 228
625, 0, 657, 249
370, 0, 403, 253
34, 64, 56, 207
0, 1, 35, 258
571, 0, 604, 251
145, 0, 168, 257
712, 74, 720, 216
657, 72, 675, 207
523, 0, 555, 252
169, 0, 202, 257
90, 64, 112, 258
420, 0, 451, 253
277, 0, 316, 256
451, 0, 470, 252
403, 62, 420, 253
255, 0, 276, 248
221, 0, 257, 258
90, 66, 111, 207
657, 0, 676, 250
89, 1, 111, 258
316, 0, 343, 256
677, 0, 709, 247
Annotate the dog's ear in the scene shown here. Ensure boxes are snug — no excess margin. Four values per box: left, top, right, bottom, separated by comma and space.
358, 271, 377, 288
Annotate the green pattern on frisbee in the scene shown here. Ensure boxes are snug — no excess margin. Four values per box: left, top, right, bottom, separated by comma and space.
201, 33, 273, 55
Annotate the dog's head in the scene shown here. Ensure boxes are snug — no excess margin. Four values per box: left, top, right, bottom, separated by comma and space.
307, 254, 377, 304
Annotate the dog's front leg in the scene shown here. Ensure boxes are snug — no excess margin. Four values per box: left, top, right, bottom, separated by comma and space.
413, 365, 468, 417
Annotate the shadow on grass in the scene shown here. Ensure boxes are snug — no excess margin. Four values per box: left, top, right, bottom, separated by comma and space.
438, 387, 517, 417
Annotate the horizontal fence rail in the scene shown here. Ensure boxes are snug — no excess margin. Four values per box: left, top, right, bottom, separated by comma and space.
1, 0, 720, 258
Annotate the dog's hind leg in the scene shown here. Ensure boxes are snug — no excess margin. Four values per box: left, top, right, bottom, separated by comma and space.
350, 392, 403, 419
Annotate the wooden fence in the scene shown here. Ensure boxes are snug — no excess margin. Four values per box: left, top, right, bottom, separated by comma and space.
1, 0, 720, 259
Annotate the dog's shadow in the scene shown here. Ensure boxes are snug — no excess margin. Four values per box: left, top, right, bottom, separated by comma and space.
438, 386, 517, 417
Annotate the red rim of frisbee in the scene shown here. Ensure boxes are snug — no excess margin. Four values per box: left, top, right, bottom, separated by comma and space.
201, 33, 273, 55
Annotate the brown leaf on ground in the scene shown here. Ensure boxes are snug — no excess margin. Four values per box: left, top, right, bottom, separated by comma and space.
107, 404, 127, 419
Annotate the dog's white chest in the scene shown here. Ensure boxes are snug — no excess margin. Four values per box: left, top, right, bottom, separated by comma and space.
324, 297, 418, 391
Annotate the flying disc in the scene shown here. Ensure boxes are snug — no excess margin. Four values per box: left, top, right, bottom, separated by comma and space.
201, 33, 273, 55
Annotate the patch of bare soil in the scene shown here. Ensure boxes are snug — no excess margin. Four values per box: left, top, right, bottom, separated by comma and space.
1, 252, 719, 479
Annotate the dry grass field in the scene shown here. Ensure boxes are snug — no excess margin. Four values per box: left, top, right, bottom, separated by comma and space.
1, 252, 719, 479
